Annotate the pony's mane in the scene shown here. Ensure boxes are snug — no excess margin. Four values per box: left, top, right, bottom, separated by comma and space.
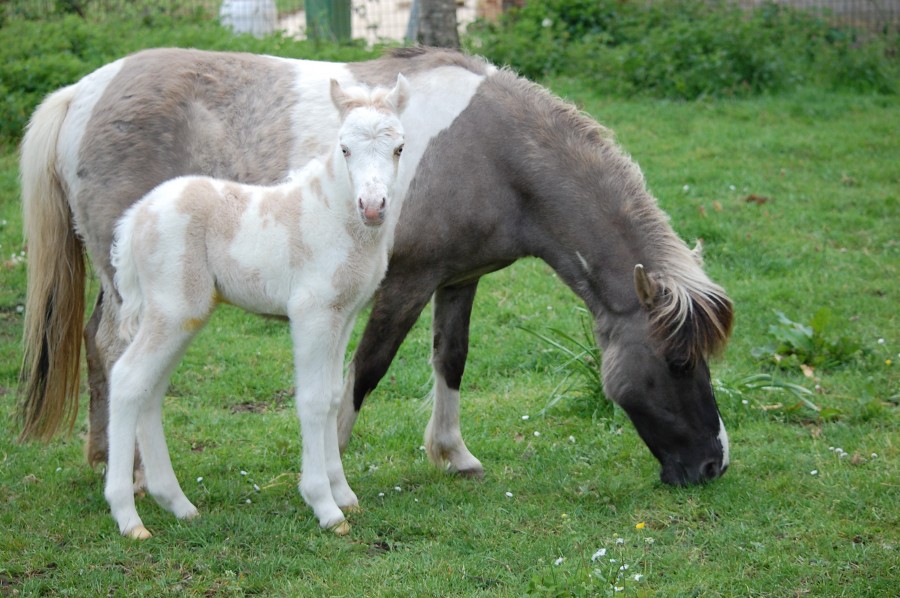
491, 67, 734, 364
385, 46, 491, 75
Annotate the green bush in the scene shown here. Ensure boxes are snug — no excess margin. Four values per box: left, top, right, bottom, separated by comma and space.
465, 0, 898, 99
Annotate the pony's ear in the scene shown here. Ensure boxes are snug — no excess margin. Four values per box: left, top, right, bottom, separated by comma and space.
330, 79, 350, 118
690, 239, 704, 266
385, 74, 410, 115
634, 264, 657, 310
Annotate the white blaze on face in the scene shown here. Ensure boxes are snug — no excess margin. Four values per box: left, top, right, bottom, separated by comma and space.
718, 416, 730, 467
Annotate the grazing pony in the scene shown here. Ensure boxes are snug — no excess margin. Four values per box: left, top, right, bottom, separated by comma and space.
18, 48, 733, 495
104, 76, 409, 538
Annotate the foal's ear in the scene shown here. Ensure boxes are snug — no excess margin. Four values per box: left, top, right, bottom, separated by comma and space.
634, 264, 657, 310
385, 74, 410, 115
330, 79, 350, 118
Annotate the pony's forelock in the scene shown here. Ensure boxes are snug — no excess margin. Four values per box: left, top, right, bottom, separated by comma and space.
648, 263, 734, 367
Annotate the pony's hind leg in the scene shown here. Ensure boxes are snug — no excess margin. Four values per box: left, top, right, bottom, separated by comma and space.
424, 283, 484, 478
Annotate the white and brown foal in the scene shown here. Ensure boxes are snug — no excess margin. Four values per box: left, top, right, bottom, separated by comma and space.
105, 76, 409, 538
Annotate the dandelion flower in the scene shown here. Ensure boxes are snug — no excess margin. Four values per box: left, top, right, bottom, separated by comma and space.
635, 521, 646, 529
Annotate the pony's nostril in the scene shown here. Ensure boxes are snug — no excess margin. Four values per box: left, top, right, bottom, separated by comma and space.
700, 459, 721, 480
380, 197, 386, 209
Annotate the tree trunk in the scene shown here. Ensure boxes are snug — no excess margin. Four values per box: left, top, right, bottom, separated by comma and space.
417, 0, 460, 49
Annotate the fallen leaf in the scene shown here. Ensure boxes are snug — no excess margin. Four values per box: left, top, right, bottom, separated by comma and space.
744, 194, 769, 205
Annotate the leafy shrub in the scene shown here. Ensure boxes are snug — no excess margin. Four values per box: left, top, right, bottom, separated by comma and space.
465, 0, 898, 99
752, 308, 865, 371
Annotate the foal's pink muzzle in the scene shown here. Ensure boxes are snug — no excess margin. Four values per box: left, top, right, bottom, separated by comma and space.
358, 181, 389, 226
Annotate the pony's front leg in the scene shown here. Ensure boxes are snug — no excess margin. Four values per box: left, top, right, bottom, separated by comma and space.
291, 316, 349, 535
424, 283, 484, 478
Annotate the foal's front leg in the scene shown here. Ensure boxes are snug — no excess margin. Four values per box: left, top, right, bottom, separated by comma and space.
291, 315, 351, 535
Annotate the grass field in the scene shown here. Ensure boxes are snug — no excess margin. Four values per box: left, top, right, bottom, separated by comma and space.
0, 83, 897, 594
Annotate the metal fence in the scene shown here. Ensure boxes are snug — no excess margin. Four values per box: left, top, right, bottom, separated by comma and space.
4, 0, 898, 40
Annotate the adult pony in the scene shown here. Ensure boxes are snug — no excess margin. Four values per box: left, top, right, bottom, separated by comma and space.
19, 47, 733, 490
105, 77, 408, 538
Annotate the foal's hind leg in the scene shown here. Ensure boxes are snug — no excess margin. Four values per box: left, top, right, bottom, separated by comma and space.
424, 282, 484, 478
106, 317, 199, 537
85, 289, 146, 490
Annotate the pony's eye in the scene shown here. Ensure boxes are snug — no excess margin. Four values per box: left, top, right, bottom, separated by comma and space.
394, 144, 404, 157
341, 145, 350, 157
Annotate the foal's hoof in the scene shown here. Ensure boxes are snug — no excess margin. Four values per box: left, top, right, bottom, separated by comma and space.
126, 525, 152, 540
329, 520, 351, 536
340, 504, 361, 514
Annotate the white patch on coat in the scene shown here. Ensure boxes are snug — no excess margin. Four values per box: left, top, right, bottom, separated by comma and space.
56, 58, 126, 201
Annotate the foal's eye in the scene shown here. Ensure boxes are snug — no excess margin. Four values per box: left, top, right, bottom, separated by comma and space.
341, 145, 350, 157
394, 144, 404, 157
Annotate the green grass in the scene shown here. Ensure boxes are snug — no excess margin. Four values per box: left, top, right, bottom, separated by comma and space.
1, 84, 897, 595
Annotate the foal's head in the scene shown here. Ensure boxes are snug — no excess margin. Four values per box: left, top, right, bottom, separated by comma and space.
600, 263, 734, 486
330, 76, 409, 227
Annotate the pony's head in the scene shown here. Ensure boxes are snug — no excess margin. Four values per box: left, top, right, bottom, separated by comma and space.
599, 260, 734, 486
330, 75, 409, 227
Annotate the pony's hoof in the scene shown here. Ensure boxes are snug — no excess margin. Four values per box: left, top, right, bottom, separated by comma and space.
340, 504, 361, 514
126, 525, 152, 540
329, 520, 351, 536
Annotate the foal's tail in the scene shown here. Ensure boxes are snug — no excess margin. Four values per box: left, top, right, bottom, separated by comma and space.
110, 207, 143, 341
18, 84, 86, 441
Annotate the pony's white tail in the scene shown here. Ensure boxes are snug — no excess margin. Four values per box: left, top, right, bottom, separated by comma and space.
110, 207, 144, 341
18, 84, 86, 441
